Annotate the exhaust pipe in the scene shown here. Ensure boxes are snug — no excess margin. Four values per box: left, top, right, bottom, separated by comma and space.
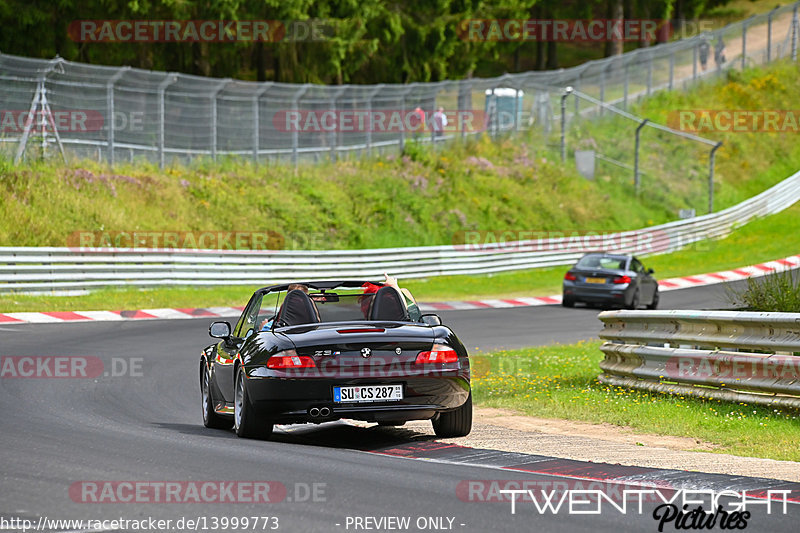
309, 407, 320, 417
319, 406, 331, 417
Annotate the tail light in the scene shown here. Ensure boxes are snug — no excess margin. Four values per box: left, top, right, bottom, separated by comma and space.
564, 272, 577, 281
612, 275, 632, 284
415, 344, 458, 364
267, 350, 316, 369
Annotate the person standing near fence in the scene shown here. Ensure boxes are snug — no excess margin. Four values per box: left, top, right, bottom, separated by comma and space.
714, 35, 726, 69
432, 106, 448, 138
698, 36, 710, 71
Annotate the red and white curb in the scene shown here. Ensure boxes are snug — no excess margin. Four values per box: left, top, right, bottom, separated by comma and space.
1, 254, 798, 324
418, 253, 800, 312
0, 306, 243, 325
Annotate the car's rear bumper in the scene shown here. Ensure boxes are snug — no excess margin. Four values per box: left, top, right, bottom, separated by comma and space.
563, 282, 630, 303
243, 375, 470, 424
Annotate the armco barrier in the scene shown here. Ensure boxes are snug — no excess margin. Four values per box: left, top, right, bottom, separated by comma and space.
1, 168, 799, 292
598, 310, 800, 408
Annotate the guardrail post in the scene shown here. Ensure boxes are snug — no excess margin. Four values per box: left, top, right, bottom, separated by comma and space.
157, 74, 177, 169
634, 118, 649, 194
708, 141, 723, 213
560, 86, 573, 162
105, 66, 128, 166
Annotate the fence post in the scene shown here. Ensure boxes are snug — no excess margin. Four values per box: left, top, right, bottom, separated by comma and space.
668, 50, 675, 90
252, 82, 273, 166
693, 40, 698, 81
599, 68, 605, 116
741, 16, 754, 70
157, 74, 177, 169
646, 51, 653, 95
106, 66, 128, 166
210, 79, 230, 162
767, 7, 778, 62
289, 84, 310, 169
708, 142, 723, 213
366, 84, 383, 157
634, 119, 649, 194
560, 86, 572, 162
793, 4, 799, 61
623, 62, 629, 109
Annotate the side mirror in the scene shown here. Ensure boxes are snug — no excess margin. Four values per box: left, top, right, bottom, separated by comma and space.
419, 314, 442, 326
647, 268, 655, 274
209, 321, 232, 339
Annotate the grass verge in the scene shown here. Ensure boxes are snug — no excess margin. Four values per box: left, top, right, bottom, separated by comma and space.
471, 341, 800, 462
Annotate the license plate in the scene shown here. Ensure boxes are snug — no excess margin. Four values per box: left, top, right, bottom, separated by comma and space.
333, 384, 403, 403
585, 277, 606, 284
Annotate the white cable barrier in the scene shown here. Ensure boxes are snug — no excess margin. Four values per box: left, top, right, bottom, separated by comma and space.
598, 310, 800, 408
1, 168, 799, 292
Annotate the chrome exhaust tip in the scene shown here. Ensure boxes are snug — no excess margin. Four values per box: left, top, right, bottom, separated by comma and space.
309, 407, 320, 417
319, 406, 331, 417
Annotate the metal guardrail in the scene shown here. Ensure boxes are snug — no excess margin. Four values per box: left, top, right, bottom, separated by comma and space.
1, 167, 800, 292
598, 310, 800, 408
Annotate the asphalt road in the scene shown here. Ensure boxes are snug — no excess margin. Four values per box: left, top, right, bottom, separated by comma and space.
1, 279, 794, 532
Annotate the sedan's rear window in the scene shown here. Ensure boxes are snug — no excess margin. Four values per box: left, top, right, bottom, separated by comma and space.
576, 255, 627, 270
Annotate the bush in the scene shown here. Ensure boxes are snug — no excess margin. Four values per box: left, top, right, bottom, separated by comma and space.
726, 270, 800, 312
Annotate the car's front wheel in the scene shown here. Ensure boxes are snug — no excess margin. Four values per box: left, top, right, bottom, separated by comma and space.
432, 392, 472, 438
234, 366, 273, 439
201, 362, 233, 430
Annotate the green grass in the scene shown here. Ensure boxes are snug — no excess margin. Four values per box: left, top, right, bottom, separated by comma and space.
471, 341, 800, 461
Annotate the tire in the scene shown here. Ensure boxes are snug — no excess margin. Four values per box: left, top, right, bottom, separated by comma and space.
432, 392, 472, 438
627, 290, 640, 310
647, 290, 660, 310
562, 296, 575, 308
234, 366, 273, 439
201, 361, 233, 430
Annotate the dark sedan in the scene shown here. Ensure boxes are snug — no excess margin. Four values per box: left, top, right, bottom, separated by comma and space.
562, 253, 659, 309
200, 280, 472, 439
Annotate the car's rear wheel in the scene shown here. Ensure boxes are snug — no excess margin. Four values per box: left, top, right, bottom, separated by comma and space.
234, 366, 273, 439
647, 289, 660, 310
562, 296, 575, 308
201, 362, 233, 430
432, 392, 472, 438
627, 290, 640, 310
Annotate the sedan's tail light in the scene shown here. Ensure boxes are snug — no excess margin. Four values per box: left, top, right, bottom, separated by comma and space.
415, 344, 458, 364
612, 275, 632, 284
267, 350, 316, 369
564, 272, 577, 281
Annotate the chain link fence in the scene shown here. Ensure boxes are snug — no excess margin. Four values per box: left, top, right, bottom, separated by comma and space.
1, 4, 798, 168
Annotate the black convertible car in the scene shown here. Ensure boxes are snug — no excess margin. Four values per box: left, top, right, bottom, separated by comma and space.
200, 280, 472, 439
